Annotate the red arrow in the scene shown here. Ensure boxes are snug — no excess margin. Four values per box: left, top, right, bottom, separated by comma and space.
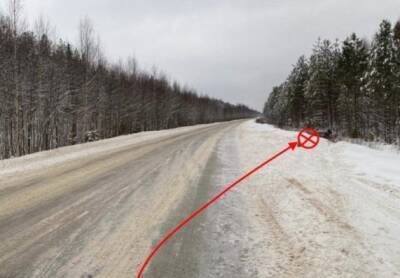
288, 141, 297, 150
136, 141, 298, 278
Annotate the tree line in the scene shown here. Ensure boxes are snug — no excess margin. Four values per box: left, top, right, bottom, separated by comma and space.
263, 19, 400, 144
0, 1, 257, 159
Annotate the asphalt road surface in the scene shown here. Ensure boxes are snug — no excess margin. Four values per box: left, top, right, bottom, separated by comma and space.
0, 120, 243, 278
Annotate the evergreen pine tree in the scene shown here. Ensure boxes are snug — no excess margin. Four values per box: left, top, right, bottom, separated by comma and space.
393, 20, 400, 143
287, 56, 309, 128
337, 33, 368, 138
305, 39, 341, 128
363, 20, 396, 142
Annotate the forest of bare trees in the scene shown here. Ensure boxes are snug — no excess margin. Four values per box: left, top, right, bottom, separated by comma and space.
264, 19, 400, 145
0, 1, 257, 159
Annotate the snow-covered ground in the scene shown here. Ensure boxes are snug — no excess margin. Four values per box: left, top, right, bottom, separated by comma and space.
1, 119, 399, 277
207, 120, 400, 277
340, 141, 400, 186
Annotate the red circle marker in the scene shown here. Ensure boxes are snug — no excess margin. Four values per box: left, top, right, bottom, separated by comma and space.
297, 128, 320, 149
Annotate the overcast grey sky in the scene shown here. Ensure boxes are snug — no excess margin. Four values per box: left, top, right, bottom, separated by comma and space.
1, 0, 400, 110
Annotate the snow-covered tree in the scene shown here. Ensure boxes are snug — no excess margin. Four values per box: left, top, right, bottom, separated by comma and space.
337, 33, 369, 137
305, 39, 341, 128
363, 20, 396, 142
393, 20, 400, 143
264, 84, 289, 127
0, 10, 257, 159
286, 56, 309, 127
263, 19, 400, 144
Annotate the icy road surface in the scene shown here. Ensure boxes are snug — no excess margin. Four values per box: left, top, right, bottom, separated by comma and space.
0, 120, 399, 277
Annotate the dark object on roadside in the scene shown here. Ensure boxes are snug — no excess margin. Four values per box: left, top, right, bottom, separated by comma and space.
320, 129, 337, 141
322, 129, 332, 139
85, 130, 99, 142
255, 117, 269, 124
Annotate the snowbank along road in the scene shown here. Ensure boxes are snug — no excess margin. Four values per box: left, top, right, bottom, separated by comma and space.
0, 120, 399, 277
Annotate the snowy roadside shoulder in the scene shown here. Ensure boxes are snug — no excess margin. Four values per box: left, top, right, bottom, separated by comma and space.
0, 122, 220, 177
248, 120, 400, 188
331, 137, 400, 276
236, 120, 400, 277
333, 141, 400, 188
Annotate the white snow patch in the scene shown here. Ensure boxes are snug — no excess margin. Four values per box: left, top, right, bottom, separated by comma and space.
336, 141, 400, 186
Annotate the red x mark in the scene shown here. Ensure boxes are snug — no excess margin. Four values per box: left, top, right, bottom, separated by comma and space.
297, 128, 320, 149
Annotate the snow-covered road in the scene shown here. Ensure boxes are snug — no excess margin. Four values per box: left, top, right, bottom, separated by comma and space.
0, 120, 399, 277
